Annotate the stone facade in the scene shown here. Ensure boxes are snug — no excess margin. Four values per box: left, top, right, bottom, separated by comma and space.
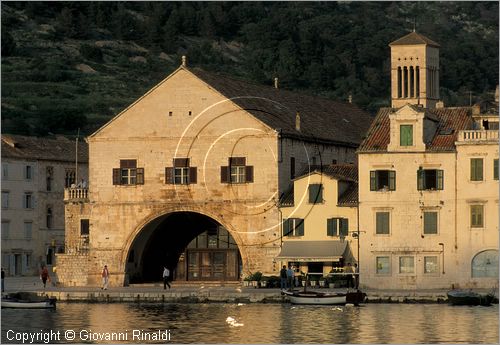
57, 65, 370, 286
1, 135, 88, 276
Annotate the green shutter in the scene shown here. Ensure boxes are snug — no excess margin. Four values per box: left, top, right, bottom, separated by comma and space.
370, 171, 376, 191
400, 125, 413, 146
494, 159, 499, 180
340, 218, 349, 236
417, 169, 424, 190
327, 218, 335, 236
283, 219, 291, 236
437, 170, 444, 190
471, 159, 483, 181
309, 184, 322, 203
424, 212, 438, 234
296, 219, 304, 236
389, 171, 396, 191
376, 212, 389, 234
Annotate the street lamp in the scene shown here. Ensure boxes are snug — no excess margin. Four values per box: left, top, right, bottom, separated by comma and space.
438, 243, 445, 274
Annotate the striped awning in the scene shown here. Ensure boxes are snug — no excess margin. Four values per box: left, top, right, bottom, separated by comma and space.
275, 241, 351, 262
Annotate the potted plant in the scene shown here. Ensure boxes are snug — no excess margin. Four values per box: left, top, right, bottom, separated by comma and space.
248, 271, 262, 288
319, 277, 326, 288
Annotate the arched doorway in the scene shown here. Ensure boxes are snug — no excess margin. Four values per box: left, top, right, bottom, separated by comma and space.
125, 212, 242, 283
471, 250, 499, 278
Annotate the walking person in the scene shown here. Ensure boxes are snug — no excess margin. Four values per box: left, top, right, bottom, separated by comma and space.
40, 266, 50, 289
163, 266, 171, 289
286, 265, 294, 291
1, 268, 5, 292
101, 265, 109, 290
353, 263, 359, 290
280, 265, 288, 290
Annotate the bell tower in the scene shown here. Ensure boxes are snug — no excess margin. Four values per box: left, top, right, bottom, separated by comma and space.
389, 31, 440, 109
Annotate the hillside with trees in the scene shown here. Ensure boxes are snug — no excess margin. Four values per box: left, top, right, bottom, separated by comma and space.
1, 2, 498, 136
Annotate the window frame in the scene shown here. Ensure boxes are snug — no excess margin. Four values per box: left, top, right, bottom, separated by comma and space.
424, 256, 439, 274
25, 165, 33, 180
375, 211, 390, 235
283, 218, 305, 237
399, 256, 415, 274
494, 159, 498, 181
376, 256, 391, 275
423, 211, 438, 235
221, 157, 253, 184
24, 221, 33, 240
2, 191, 9, 209
417, 169, 444, 191
470, 204, 484, 228
230, 165, 246, 184
470, 158, 484, 182
113, 160, 144, 186
23, 192, 33, 209
2, 163, 8, 180
327, 218, 349, 237
1, 220, 10, 240
370, 170, 396, 191
308, 184, 323, 204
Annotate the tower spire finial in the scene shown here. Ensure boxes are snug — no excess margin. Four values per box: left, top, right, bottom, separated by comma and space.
413, 17, 416, 32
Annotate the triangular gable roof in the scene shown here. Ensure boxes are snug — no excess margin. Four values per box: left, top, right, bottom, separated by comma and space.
389, 31, 440, 48
294, 164, 358, 183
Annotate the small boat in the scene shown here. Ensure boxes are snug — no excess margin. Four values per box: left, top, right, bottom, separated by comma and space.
447, 290, 495, 306
1, 292, 57, 309
282, 289, 366, 305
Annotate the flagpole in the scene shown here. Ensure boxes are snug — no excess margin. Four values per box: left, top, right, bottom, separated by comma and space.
75, 128, 79, 185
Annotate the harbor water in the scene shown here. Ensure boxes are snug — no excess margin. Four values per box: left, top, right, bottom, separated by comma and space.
2, 302, 498, 344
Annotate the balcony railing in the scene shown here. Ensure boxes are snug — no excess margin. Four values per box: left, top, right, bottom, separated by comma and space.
457, 130, 499, 142
64, 188, 88, 201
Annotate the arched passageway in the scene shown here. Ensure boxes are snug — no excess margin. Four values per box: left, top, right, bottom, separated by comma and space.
126, 212, 241, 283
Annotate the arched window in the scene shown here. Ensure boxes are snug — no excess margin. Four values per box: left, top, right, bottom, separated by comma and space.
415, 67, 420, 98
46, 207, 53, 229
472, 250, 498, 278
409, 66, 414, 98
403, 67, 408, 98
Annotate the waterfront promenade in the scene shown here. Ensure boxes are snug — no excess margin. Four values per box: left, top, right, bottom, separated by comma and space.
3, 276, 498, 304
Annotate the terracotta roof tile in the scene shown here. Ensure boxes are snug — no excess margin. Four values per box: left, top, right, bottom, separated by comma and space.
338, 183, 358, 206
189, 68, 373, 146
357, 107, 472, 153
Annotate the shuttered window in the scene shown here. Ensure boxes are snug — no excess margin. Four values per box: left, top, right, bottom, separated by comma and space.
423, 211, 438, 234
376, 212, 390, 234
165, 158, 197, 184
370, 170, 396, 191
283, 218, 305, 237
494, 159, 498, 180
113, 160, 144, 185
308, 184, 323, 203
339, 218, 349, 236
417, 169, 444, 190
470, 158, 483, 181
327, 218, 348, 236
80, 219, 90, 236
400, 125, 413, 146
221, 157, 253, 184
327, 218, 338, 236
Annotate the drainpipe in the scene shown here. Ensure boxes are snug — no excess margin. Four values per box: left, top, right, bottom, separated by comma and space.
454, 151, 458, 250
439, 243, 445, 274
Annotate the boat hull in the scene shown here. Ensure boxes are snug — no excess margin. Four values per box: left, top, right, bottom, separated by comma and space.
1, 300, 56, 309
283, 290, 366, 305
447, 290, 495, 306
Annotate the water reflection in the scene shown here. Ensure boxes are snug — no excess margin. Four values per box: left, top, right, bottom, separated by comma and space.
2, 303, 498, 344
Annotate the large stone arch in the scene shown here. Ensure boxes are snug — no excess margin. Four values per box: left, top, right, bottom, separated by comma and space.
120, 205, 248, 283
471, 249, 499, 278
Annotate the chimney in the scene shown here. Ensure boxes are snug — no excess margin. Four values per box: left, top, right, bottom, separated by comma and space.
274, 77, 279, 89
348, 94, 352, 104
472, 104, 481, 115
181, 55, 187, 67
295, 112, 301, 131
435, 100, 444, 109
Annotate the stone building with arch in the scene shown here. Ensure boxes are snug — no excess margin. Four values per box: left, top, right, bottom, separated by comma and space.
56, 62, 372, 286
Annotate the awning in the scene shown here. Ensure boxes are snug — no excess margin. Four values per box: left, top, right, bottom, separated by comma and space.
275, 241, 352, 262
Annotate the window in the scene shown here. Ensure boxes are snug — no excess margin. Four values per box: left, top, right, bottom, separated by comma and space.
370, 170, 396, 191
376, 212, 390, 234
65, 169, 76, 188
494, 159, 498, 180
23, 193, 33, 209
308, 184, 323, 203
113, 160, 144, 186
471, 250, 498, 278
283, 218, 304, 237
2, 191, 9, 209
424, 256, 438, 274
2, 163, 8, 180
376, 256, 390, 274
423, 211, 438, 234
24, 222, 32, 239
165, 158, 197, 185
400, 125, 413, 146
290, 157, 295, 179
25, 165, 33, 180
399, 256, 414, 273
80, 219, 90, 236
470, 205, 484, 228
417, 169, 444, 190
470, 158, 483, 181
327, 218, 349, 236
1, 221, 10, 240
46, 166, 53, 191
221, 157, 253, 184
46, 207, 53, 229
